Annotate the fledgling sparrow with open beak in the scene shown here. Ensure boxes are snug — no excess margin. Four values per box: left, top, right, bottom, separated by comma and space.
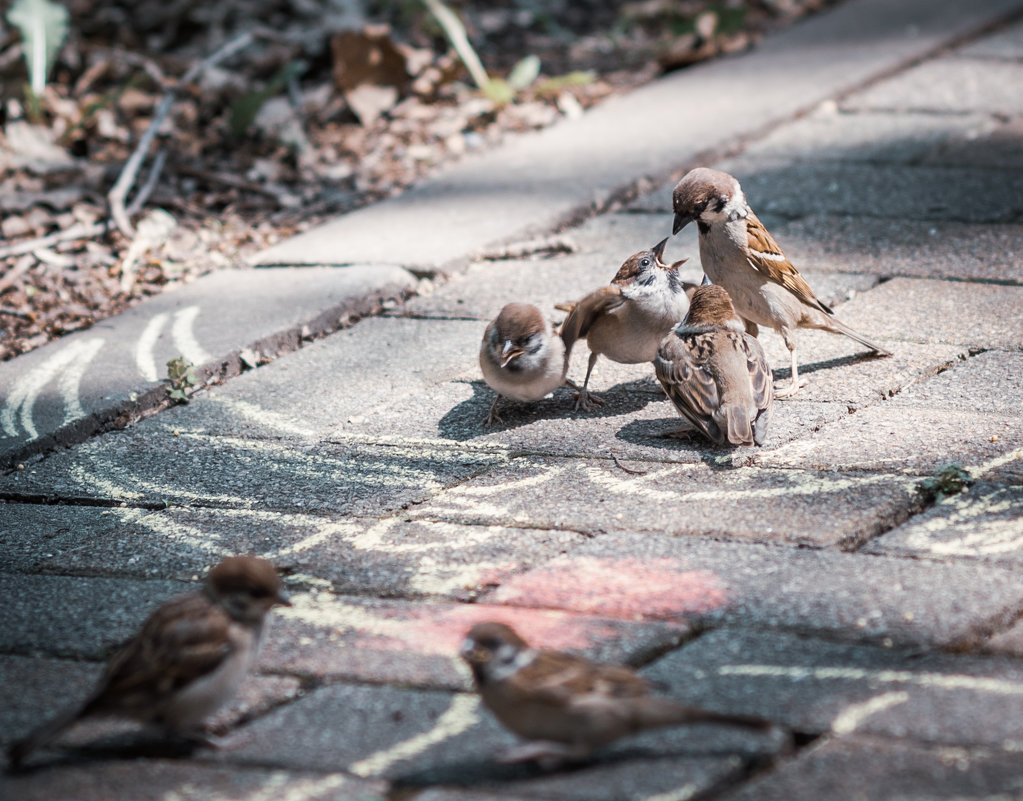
461, 622, 777, 768
480, 303, 569, 425
671, 167, 891, 397
559, 238, 695, 411
655, 285, 773, 446
7, 556, 290, 769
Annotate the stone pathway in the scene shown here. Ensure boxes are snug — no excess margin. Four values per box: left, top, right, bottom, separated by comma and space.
3, 1, 1023, 799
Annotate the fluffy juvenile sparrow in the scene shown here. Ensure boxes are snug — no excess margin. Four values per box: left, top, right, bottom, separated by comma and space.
7, 556, 290, 768
671, 167, 891, 397
461, 622, 775, 767
560, 238, 695, 411
480, 303, 569, 425
655, 285, 773, 446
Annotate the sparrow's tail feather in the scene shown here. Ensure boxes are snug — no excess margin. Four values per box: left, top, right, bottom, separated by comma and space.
7, 705, 83, 768
720, 405, 754, 447
633, 698, 775, 733
826, 316, 892, 356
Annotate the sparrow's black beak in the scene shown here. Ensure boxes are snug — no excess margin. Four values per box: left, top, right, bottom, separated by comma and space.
701, 273, 713, 286
652, 237, 668, 261
672, 211, 694, 235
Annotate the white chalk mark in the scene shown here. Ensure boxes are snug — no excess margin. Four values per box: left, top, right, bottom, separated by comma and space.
1, 338, 105, 440
348, 693, 480, 777
172, 305, 212, 365
161, 771, 357, 801
831, 691, 910, 735
968, 447, 1023, 478
57, 338, 104, 426
136, 311, 169, 382
642, 785, 702, 801
720, 664, 1023, 695
209, 397, 317, 438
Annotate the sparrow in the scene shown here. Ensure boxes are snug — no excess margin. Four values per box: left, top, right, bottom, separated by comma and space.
655, 285, 773, 446
7, 556, 290, 768
479, 303, 569, 425
461, 621, 776, 768
671, 167, 891, 397
559, 238, 695, 411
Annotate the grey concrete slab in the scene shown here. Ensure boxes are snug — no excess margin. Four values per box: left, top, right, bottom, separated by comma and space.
842, 57, 1023, 115
959, 16, 1023, 58
0, 266, 415, 468
253, 0, 1023, 269
890, 351, 1023, 416
759, 405, 1023, 473
0, 428, 507, 514
484, 534, 1023, 647
922, 116, 1023, 170
645, 627, 1023, 749
632, 158, 1023, 223
766, 215, 1023, 283
797, 278, 1023, 350
145, 316, 485, 441
261, 593, 689, 691
220, 683, 769, 799
20, 504, 582, 600
0, 501, 125, 573
742, 107, 996, 164
721, 736, 1023, 801
408, 456, 918, 550
864, 481, 1023, 567
0, 760, 386, 801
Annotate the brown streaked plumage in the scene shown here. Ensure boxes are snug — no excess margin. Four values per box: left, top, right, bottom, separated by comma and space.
7, 556, 290, 768
655, 285, 773, 446
671, 167, 891, 397
461, 621, 778, 767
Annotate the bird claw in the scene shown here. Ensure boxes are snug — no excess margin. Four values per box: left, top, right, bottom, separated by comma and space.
574, 390, 604, 412
497, 740, 585, 769
773, 378, 808, 399
655, 425, 697, 439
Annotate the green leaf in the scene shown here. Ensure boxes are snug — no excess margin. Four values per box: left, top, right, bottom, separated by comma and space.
229, 60, 308, 138
481, 77, 514, 106
534, 70, 596, 95
507, 55, 541, 91
7, 0, 69, 95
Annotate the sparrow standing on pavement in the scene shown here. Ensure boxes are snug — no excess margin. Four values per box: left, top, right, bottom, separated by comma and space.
671, 167, 891, 397
461, 622, 776, 768
655, 285, 773, 446
480, 303, 569, 425
560, 238, 695, 411
7, 556, 291, 768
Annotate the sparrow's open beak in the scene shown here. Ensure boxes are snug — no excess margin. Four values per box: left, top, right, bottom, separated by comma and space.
276, 588, 292, 607
652, 237, 668, 263
672, 211, 693, 235
500, 340, 523, 368
669, 258, 688, 270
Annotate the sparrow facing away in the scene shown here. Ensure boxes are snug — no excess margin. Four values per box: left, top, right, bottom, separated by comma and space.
7, 556, 291, 768
559, 238, 695, 411
655, 285, 773, 446
671, 167, 891, 397
480, 303, 569, 425
461, 622, 776, 768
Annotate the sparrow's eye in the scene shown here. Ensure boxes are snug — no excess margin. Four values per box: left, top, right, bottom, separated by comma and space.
640, 258, 651, 268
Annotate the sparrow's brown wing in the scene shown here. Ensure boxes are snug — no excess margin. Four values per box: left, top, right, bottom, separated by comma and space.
507, 651, 651, 707
84, 594, 235, 715
559, 286, 625, 355
654, 331, 723, 444
742, 333, 774, 413
744, 213, 831, 315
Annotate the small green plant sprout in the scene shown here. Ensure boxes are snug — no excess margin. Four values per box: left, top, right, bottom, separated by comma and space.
915, 462, 974, 505
166, 356, 200, 403
6, 0, 69, 101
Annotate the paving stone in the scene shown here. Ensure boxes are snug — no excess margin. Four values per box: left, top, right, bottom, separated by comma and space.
0, 501, 124, 573
0, 428, 507, 514
759, 405, 1023, 474
864, 481, 1023, 568
221, 682, 768, 800
483, 535, 1023, 647
21, 504, 581, 600
888, 351, 1023, 416
983, 616, 1023, 658
0, 573, 187, 658
261, 593, 689, 690
842, 57, 1023, 115
766, 215, 1023, 283
959, 17, 1023, 59
719, 735, 1023, 801
147, 316, 484, 441
408, 456, 919, 550
822, 278, 1023, 349
0, 265, 415, 467
644, 627, 1023, 748
742, 107, 995, 163
0, 759, 386, 801
922, 116, 1023, 170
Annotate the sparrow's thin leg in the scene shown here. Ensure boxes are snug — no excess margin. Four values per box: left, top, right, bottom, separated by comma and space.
497, 740, 587, 766
485, 395, 504, 425
574, 352, 604, 411
775, 347, 808, 398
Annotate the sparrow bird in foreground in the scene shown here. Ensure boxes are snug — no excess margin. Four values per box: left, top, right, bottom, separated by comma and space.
7, 556, 290, 769
655, 285, 773, 446
461, 622, 777, 768
480, 303, 569, 425
671, 167, 891, 397
560, 238, 695, 411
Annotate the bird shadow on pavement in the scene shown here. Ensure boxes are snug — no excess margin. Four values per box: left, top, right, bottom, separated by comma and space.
437, 379, 664, 441
6, 734, 201, 774
770, 349, 892, 382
